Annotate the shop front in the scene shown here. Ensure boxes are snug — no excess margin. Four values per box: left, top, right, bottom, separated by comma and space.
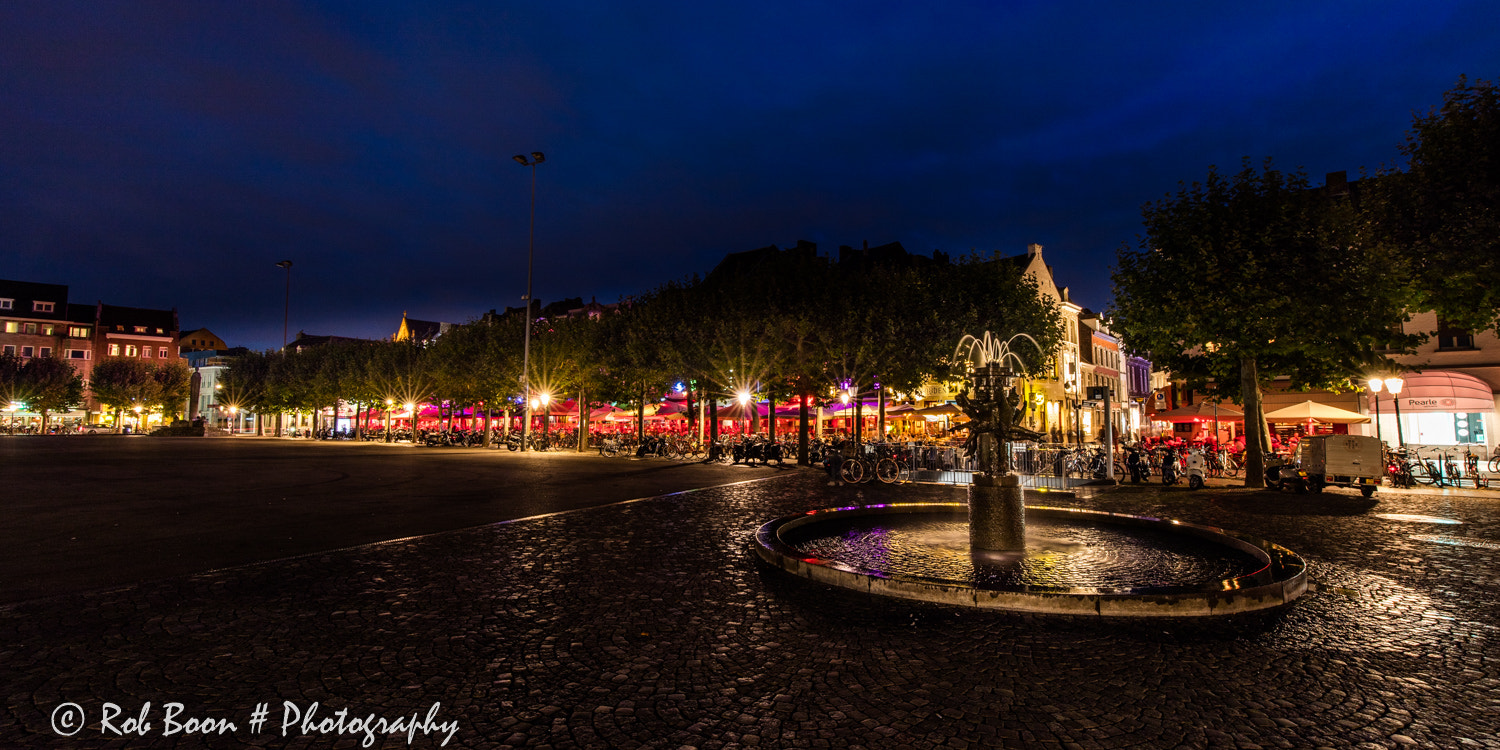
1368, 370, 1495, 448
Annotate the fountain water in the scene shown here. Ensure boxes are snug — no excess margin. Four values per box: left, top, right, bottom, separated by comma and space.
753, 331, 1307, 617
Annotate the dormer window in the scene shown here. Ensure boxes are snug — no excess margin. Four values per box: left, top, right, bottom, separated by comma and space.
33, 301, 54, 313
133, 326, 148, 333
0, 299, 12, 310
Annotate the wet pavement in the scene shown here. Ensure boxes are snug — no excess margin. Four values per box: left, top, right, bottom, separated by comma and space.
2, 439, 1499, 748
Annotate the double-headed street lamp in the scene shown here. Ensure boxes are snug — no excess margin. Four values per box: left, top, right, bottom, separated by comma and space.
513, 151, 545, 451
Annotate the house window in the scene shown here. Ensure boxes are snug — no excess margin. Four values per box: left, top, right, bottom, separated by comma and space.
159, 347, 168, 358
39, 347, 51, 358
142, 346, 152, 358
68, 349, 89, 360
108, 343, 120, 356
33, 301, 54, 313
69, 326, 89, 338
42, 324, 55, 336
1436, 318, 1475, 350
21, 346, 33, 357
23, 323, 36, 334
133, 326, 147, 333
0, 299, 11, 310
2, 321, 15, 333
2, 345, 13, 356
125, 345, 137, 357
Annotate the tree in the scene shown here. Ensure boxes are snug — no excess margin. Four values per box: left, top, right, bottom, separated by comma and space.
89, 357, 155, 432
1370, 75, 1500, 331
150, 360, 191, 424
1111, 159, 1415, 488
20, 357, 85, 431
221, 350, 274, 434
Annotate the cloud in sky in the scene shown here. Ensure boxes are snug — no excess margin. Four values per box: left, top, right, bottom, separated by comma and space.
3, 0, 1497, 350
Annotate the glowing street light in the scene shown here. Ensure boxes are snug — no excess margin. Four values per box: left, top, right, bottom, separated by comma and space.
513, 151, 545, 451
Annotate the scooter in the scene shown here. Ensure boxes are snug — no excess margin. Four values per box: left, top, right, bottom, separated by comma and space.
1185, 447, 1207, 490
1159, 447, 1180, 485
1125, 445, 1149, 484
1263, 453, 1308, 493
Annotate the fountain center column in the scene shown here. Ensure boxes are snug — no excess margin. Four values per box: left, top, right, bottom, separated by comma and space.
970, 473, 1025, 551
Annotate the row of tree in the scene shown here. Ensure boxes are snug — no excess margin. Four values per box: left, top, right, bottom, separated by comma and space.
222, 248, 1066, 461
0, 354, 190, 432
1110, 76, 1499, 487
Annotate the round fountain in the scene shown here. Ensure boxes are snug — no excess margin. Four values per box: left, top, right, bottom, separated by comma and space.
755, 333, 1307, 617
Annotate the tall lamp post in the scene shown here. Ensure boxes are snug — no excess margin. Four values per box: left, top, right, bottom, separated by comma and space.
512, 151, 545, 451
1367, 377, 1384, 445
1385, 376, 1406, 449
275, 260, 292, 347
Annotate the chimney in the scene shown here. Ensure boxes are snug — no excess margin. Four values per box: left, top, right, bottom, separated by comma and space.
1027, 243, 1042, 257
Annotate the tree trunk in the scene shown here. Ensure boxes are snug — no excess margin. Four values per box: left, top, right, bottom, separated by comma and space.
708, 398, 719, 460
637, 384, 646, 443
115, 407, 123, 433
767, 396, 776, 444
877, 384, 886, 442
482, 403, 492, 447
577, 388, 589, 452
853, 389, 863, 447
1241, 356, 1266, 489
797, 390, 809, 465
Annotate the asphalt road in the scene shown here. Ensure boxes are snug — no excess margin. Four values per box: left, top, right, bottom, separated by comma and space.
0, 435, 790, 604
3, 436, 1499, 748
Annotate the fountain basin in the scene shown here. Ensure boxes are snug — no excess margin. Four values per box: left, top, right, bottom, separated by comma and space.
754, 503, 1306, 617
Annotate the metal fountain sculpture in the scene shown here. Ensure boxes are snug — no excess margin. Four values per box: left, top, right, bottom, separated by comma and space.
952, 332, 1046, 552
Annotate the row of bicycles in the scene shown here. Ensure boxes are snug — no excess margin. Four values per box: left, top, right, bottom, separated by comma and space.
1385, 445, 1490, 489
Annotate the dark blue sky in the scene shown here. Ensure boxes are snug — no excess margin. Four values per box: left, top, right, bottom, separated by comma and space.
4, 1, 1497, 351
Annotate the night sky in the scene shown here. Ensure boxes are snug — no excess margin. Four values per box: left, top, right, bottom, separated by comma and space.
4, 2, 1497, 351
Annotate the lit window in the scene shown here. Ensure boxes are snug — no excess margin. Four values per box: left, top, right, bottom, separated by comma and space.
133, 326, 147, 333
69, 326, 89, 338
125, 345, 137, 357
42, 325, 55, 336
33, 301, 54, 313
108, 343, 120, 356
2, 321, 15, 333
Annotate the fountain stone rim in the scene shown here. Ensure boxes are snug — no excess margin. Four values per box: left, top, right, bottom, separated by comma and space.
754, 502, 1307, 617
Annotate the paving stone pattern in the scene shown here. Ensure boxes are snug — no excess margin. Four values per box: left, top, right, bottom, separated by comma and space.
3, 471, 1498, 748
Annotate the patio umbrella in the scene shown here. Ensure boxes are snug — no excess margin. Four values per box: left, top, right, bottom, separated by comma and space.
1150, 402, 1244, 422
914, 403, 963, 416
1263, 400, 1370, 424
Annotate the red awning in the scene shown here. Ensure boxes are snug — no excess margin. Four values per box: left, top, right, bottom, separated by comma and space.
1371, 371, 1493, 413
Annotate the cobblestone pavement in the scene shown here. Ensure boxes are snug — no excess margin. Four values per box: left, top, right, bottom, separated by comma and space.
3, 461, 1499, 748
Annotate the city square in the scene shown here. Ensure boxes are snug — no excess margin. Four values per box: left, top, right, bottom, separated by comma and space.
5, 4, 1500, 749
2, 438, 1497, 748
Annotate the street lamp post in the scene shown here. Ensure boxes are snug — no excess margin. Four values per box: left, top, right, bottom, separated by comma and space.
1367, 378, 1384, 445
512, 152, 545, 451
276, 260, 292, 347
1385, 376, 1406, 449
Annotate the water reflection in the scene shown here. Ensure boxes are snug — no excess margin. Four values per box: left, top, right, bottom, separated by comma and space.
796, 518, 1261, 590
